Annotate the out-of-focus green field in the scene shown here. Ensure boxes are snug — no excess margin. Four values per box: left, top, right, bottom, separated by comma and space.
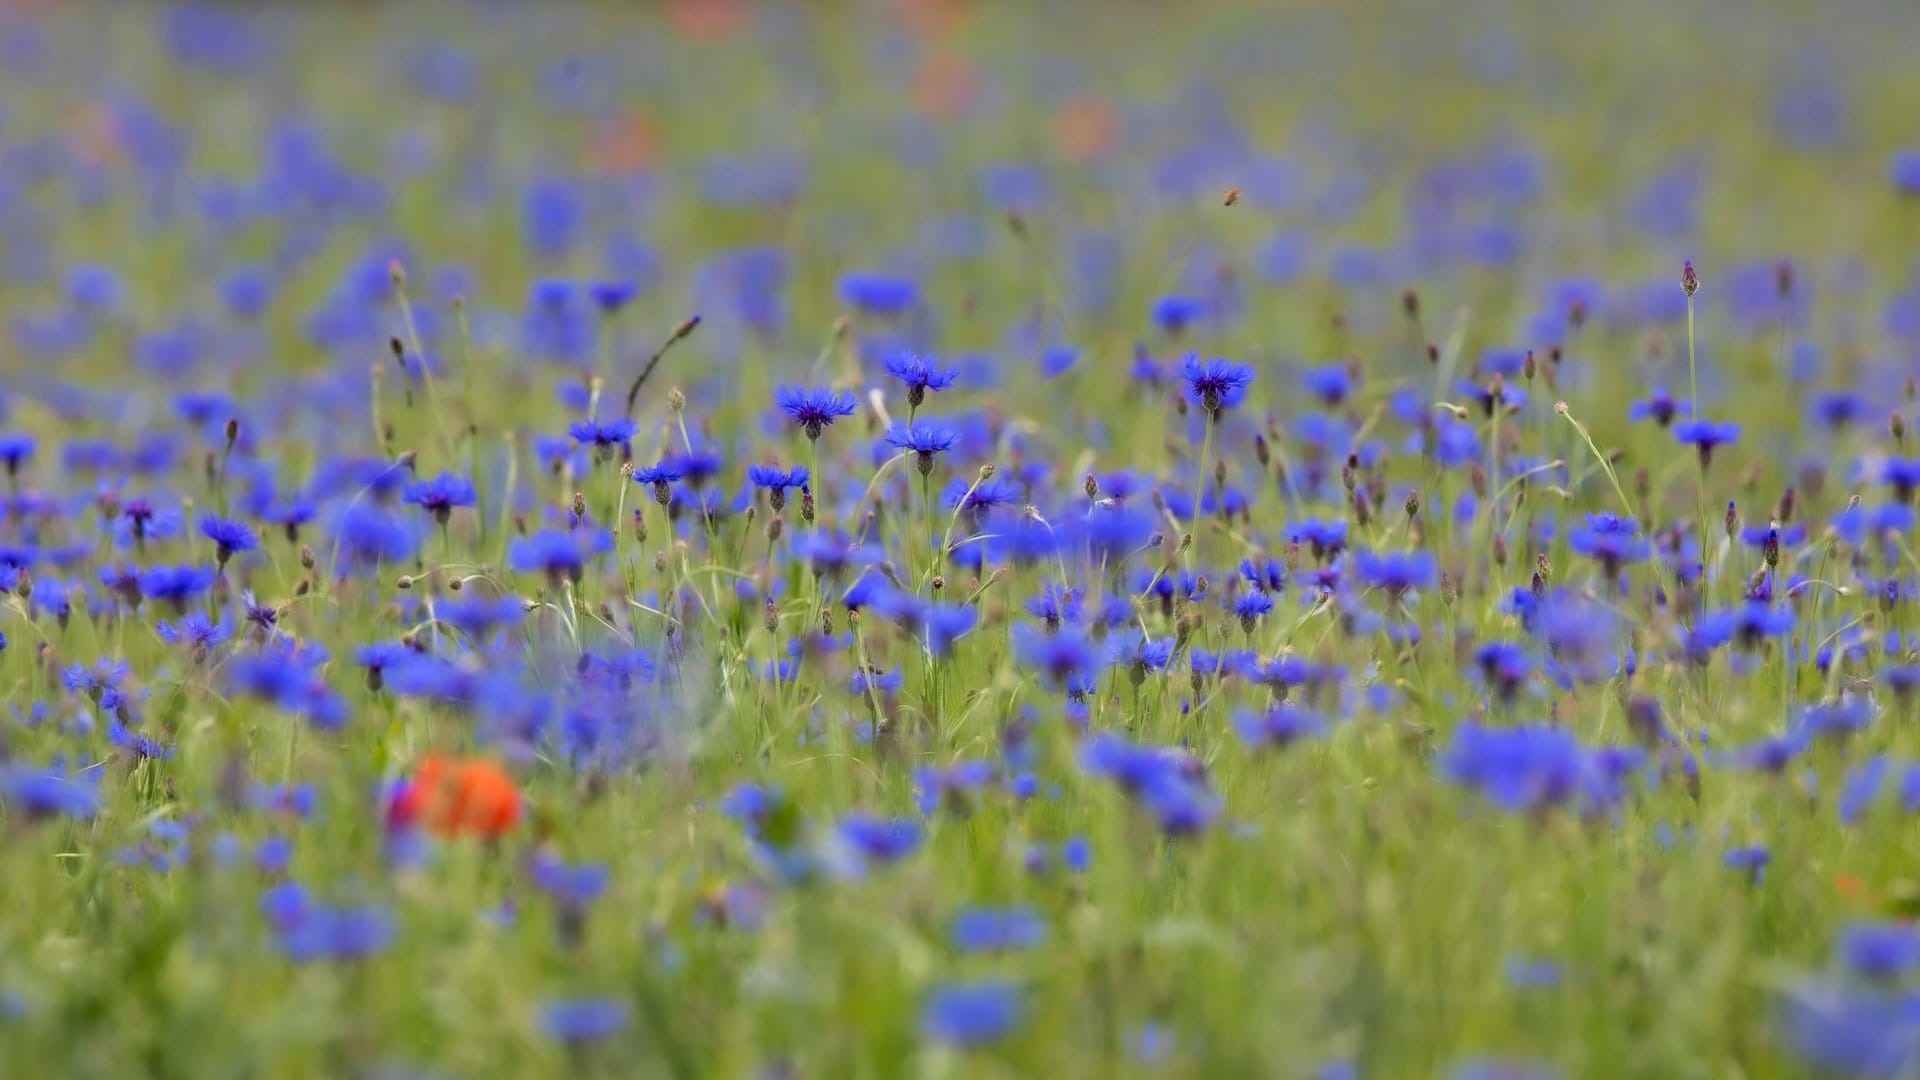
4, 2, 1920, 1077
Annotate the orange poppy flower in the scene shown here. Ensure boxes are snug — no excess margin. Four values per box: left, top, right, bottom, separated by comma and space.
388, 754, 524, 840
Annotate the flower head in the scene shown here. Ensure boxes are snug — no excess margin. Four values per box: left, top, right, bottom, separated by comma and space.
1179, 355, 1255, 417
883, 353, 959, 408
775, 386, 859, 440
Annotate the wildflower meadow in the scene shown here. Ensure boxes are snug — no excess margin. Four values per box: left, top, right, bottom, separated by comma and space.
7, 1, 1920, 1076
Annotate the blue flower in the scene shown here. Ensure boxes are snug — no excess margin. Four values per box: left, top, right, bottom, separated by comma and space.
1840, 923, 1920, 979
156, 612, 232, 654
1440, 724, 1643, 816
1178, 355, 1255, 416
1673, 418, 1741, 466
0, 758, 101, 820
883, 353, 959, 407
509, 528, 612, 585
774, 386, 859, 440
1301, 363, 1354, 406
539, 998, 628, 1044
921, 981, 1023, 1047
273, 901, 396, 963
0, 433, 35, 475
1894, 149, 1920, 195
1473, 641, 1534, 703
745, 464, 808, 500
1012, 623, 1098, 695
1352, 549, 1437, 595
1152, 295, 1204, 334
1724, 845, 1771, 882
1779, 978, 1920, 1077
589, 280, 638, 313
402, 472, 477, 522
568, 417, 638, 459
1231, 590, 1274, 632
950, 907, 1046, 952
199, 515, 259, 564
1105, 630, 1176, 677
883, 423, 959, 475
1886, 459, 1920, 500
1233, 704, 1325, 749
838, 272, 918, 315
836, 814, 923, 865
1627, 386, 1691, 427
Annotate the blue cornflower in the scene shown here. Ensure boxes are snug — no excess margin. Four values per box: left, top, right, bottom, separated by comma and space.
568, 417, 638, 461
1835, 502, 1915, 547
1627, 386, 1691, 427
1239, 555, 1287, 594
1885, 458, 1920, 501
1473, 641, 1534, 703
943, 475, 1022, 515
1292, 518, 1349, 561
1233, 704, 1326, 749
1232, 590, 1274, 633
1178, 355, 1255, 417
745, 464, 809, 512
1840, 923, 1920, 979
200, 515, 258, 566
353, 642, 414, 692
836, 814, 924, 867
883, 423, 958, 476
1440, 724, 1642, 816
1724, 845, 1771, 882
540, 998, 629, 1044
664, 443, 725, 488
1701, 602, 1795, 651
1152, 295, 1204, 335
402, 471, 477, 524
631, 462, 684, 506
1301, 363, 1354, 406
509, 527, 613, 585
1081, 732, 1220, 835
951, 907, 1046, 953
1105, 630, 1176, 681
589, 280, 637, 313
921, 981, 1023, 1047
142, 565, 217, 612
1567, 515, 1651, 578
1779, 977, 1920, 1077
1674, 418, 1741, 466
530, 853, 611, 917
883, 353, 960, 408
156, 612, 232, 655
838, 272, 918, 315
1352, 549, 1437, 596
0, 758, 101, 820
0, 433, 34, 476
1023, 585, 1084, 630
1012, 623, 1098, 695
1894, 149, 1920, 195
274, 902, 396, 963
774, 386, 859, 440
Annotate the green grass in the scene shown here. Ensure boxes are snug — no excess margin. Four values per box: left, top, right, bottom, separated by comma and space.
2, 2, 1920, 1077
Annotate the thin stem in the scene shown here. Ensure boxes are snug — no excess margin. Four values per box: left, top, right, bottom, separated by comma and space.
1189, 412, 1214, 567
1687, 292, 1709, 606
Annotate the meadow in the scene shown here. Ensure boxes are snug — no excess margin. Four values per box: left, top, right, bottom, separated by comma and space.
5, 1, 1920, 1076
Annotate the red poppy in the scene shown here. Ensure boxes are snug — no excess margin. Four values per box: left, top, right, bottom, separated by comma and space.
388, 754, 524, 840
